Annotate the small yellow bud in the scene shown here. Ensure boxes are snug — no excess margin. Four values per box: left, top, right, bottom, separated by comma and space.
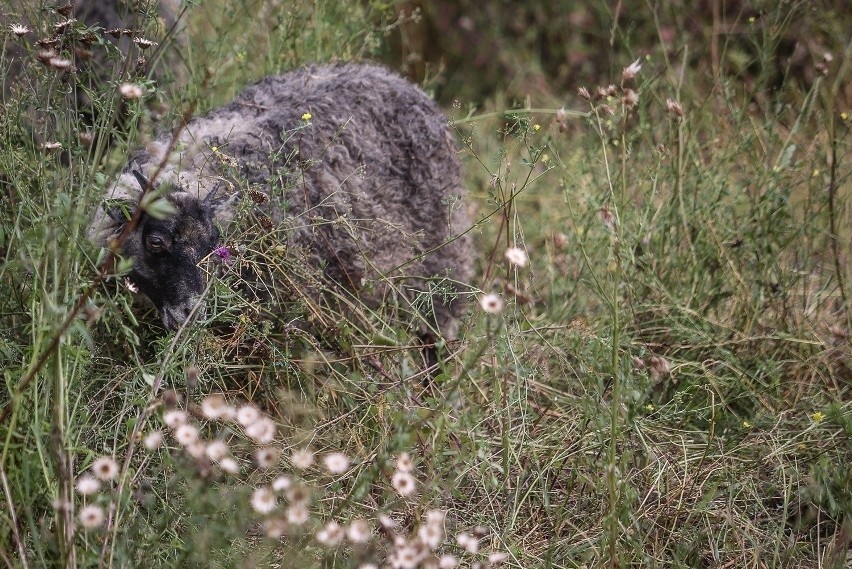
301, 112, 312, 121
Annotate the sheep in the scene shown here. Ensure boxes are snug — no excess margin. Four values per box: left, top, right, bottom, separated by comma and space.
90, 62, 473, 342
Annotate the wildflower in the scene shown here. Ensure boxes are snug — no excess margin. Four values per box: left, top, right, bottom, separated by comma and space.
75, 475, 101, 496
291, 448, 315, 470
438, 555, 458, 569
244, 417, 274, 443
391, 470, 417, 497
53, 18, 76, 33
647, 355, 671, 379
162, 409, 188, 429
174, 424, 199, 446
78, 130, 95, 147
621, 88, 639, 109
263, 517, 288, 538
316, 521, 345, 546
132, 37, 157, 49
205, 440, 229, 461
346, 519, 371, 543
185, 441, 206, 458
219, 457, 240, 474
605, 84, 618, 97
378, 514, 398, 529
47, 57, 72, 70
504, 246, 528, 267
236, 404, 261, 426
533, 124, 541, 131
251, 487, 277, 514
272, 475, 292, 492
323, 452, 350, 474
594, 86, 608, 100
392, 543, 423, 568
489, 552, 508, 565
286, 485, 310, 505
599, 207, 616, 231
200, 394, 228, 420
124, 278, 139, 293
418, 521, 443, 550
742, 420, 752, 428
396, 452, 413, 473
286, 504, 310, 525
456, 532, 479, 553
213, 245, 232, 264
10, 24, 30, 36
301, 112, 312, 121
78, 505, 105, 529
91, 456, 119, 481
622, 57, 643, 82
480, 293, 504, 315
665, 98, 683, 118
645, 403, 654, 412
40, 141, 63, 152
577, 87, 591, 101
359, 564, 379, 569
255, 447, 279, 469
811, 411, 825, 423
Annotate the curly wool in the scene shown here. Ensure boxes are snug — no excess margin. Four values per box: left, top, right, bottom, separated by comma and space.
93, 62, 473, 338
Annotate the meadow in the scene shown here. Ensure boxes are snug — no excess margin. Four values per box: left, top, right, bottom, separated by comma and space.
0, 1, 849, 567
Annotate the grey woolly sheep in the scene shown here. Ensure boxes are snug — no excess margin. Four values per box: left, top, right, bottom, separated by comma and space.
90, 62, 473, 341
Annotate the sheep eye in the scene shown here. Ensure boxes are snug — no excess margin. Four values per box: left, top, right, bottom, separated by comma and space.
145, 234, 167, 252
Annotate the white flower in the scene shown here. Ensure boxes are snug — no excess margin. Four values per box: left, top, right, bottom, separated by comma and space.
254, 447, 279, 469
323, 452, 350, 474
218, 457, 240, 474
78, 505, 105, 529
246, 417, 276, 444
263, 517, 287, 538
291, 448, 314, 470
504, 246, 528, 267
391, 470, 417, 497
75, 475, 101, 496
489, 551, 508, 564
286, 504, 310, 525
119, 82, 144, 99
271, 475, 292, 492
143, 430, 163, 450
162, 409, 188, 429
205, 440, 229, 461
622, 57, 643, 82
480, 293, 504, 315
185, 442, 206, 458
316, 521, 344, 546
418, 521, 443, 550
200, 395, 228, 420
174, 424, 199, 446
396, 452, 413, 473
236, 404, 261, 426
456, 532, 479, 553
91, 456, 119, 481
438, 555, 458, 569
378, 514, 397, 529
10, 24, 30, 36
346, 518, 371, 543
251, 487, 276, 514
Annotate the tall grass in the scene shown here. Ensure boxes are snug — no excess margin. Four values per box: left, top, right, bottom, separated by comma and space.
1, 0, 850, 567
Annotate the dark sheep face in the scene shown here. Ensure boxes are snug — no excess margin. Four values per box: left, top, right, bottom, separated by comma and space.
116, 191, 220, 330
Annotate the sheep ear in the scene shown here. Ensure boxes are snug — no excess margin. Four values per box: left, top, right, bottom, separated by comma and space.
132, 169, 153, 192
103, 198, 137, 223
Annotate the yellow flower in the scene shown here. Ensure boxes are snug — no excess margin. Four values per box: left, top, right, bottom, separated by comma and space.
841, 112, 848, 121
811, 411, 825, 423
533, 124, 541, 131
645, 404, 654, 412
742, 420, 751, 428
301, 112, 312, 121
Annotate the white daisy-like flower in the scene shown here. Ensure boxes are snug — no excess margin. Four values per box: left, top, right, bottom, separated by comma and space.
346, 518, 371, 543
504, 246, 528, 267
78, 504, 105, 529
10, 24, 30, 36
142, 430, 163, 450
236, 404, 261, 426
119, 82, 144, 99
174, 424, 199, 446
271, 475, 292, 492
316, 521, 344, 546
391, 470, 417, 497
91, 456, 119, 481
480, 293, 504, 315
205, 440, 229, 461
290, 448, 314, 470
162, 409, 188, 429
75, 474, 101, 496
250, 487, 277, 514
323, 452, 350, 474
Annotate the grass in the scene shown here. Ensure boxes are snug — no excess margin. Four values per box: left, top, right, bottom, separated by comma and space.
1, 0, 850, 567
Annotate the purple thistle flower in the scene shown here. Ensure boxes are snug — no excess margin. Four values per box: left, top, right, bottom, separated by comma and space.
213, 245, 233, 264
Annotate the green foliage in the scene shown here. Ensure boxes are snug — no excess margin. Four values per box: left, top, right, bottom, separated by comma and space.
1, 1, 850, 568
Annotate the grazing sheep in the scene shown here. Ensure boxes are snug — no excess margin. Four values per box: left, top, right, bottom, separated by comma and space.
90, 62, 473, 341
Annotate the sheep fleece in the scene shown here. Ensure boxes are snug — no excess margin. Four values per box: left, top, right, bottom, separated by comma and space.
92, 62, 473, 337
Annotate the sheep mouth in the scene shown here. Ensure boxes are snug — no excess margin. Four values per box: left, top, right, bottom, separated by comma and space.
160, 298, 206, 330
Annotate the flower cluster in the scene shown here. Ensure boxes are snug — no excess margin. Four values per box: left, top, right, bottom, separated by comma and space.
73, 455, 120, 529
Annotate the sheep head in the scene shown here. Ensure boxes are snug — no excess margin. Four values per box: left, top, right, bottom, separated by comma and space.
110, 172, 221, 330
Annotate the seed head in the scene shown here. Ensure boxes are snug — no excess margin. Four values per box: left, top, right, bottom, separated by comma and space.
91, 456, 119, 481
396, 452, 413, 473
78, 505, 105, 529
255, 447, 279, 469
251, 487, 277, 514
621, 89, 639, 109
286, 504, 310, 525
622, 57, 643, 82
438, 555, 458, 569
162, 409, 188, 429
456, 532, 479, 553
316, 521, 345, 546
132, 37, 157, 49
504, 246, 528, 267
75, 474, 101, 496
391, 470, 417, 497
577, 86, 591, 101
665, 98, 684, 118
272, 475, 292, 492
346, 519, 371, 543
480, 293, 504, 315
291, 448, 314, 470
205, 440, 229, 461
599, 207, 617, 231
200, 394, 228, 420
323, 452, 350, 474
236, 404, 261, 426
263, 517, 288, 538
489, 552, 508, 565
174, 424, 199, 446
219, 457, 240, 474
